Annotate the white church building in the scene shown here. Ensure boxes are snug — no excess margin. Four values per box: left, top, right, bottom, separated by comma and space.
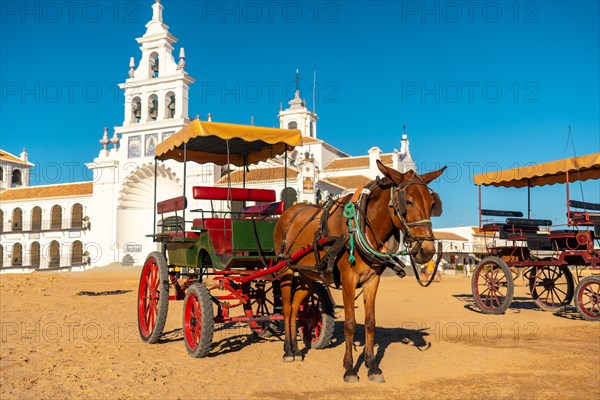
0, 1, 417, 272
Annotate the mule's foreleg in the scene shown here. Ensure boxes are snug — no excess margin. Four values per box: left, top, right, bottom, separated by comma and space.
363, 275, 384, 383
341, 277, 359, 383
290, 281, 310, 361
280, 269, 295, 362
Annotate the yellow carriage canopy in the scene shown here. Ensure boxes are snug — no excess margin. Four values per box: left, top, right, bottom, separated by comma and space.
155, 120, 302, 166
474, 153, 600, 188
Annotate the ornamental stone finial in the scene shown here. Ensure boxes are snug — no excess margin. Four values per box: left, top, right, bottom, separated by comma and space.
110, 129, 120, 149
128, 57, 136, 78
177, 47, 186, 69
100, 127, 110, 150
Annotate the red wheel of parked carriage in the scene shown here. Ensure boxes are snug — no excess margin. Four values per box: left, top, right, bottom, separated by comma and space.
137, 252, 169, 343
472, 257, 514, 314
574, 276, 600, 321
529, 266, 574, 312
298, 282, 335, 349
183, 282, 214, 357
243, 280, 282, 338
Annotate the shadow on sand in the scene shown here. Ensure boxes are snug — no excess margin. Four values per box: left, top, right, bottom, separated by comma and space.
326, 320, 432, 376
453, 293, 540, 313
156, 322, 283, 357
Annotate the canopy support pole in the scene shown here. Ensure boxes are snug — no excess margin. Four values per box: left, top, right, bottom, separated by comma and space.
566, 170, 571, 225
527, 180, 531, 219
478, 185, 482, 228
284, 149, 288, 190
182, 141, 187, 239
243, 155, 247, 189
153, 158, 158, 240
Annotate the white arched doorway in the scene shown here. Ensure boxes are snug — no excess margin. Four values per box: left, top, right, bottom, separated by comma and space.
116, 164, 181, 265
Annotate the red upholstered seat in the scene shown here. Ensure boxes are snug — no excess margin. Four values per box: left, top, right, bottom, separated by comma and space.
193, 218, 232, 254
157, 196, 187, 213
192, 186, 275, 202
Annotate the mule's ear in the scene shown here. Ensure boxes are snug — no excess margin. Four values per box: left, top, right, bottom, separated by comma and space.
376, 159, 406, 183
420, 166, 447, 184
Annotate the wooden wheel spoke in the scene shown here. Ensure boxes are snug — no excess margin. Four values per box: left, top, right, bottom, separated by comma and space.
553, 285, 568, 297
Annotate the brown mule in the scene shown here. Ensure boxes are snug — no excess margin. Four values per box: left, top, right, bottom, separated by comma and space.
274, 160, 445, 383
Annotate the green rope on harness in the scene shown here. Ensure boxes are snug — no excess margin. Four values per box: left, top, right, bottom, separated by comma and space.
344, 203, 357, 263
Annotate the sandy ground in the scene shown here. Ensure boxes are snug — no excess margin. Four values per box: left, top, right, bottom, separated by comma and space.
1, 265, 598, 400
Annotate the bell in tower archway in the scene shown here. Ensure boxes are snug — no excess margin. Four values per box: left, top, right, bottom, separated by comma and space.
149, 96, 158, 120
132, 98, 142, 121
167, 94, 176, 119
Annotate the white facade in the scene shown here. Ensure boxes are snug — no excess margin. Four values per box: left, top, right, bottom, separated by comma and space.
0, 183, 92, 272
0, 1, 419, 271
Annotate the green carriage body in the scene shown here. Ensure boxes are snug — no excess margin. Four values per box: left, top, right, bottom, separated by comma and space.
164, 219, 277, 271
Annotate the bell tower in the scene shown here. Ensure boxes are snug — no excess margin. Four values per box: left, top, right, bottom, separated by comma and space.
114, 0, 195, 159
278, 70, 318, 138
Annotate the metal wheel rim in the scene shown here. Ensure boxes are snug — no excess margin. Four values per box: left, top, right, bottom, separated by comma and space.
531, 266, 572, 309
138, 258, 160, 337
577, 280, 600, 319
184, 292, 202, 351
474, 262, 509, 311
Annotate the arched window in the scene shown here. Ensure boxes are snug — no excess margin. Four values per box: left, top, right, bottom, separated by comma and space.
71, 203, 83, 229
11, 169, 22, 186
287, 121, 298, 130
12, 208, 22, 231
50, 205, 62, 229
280, 187, 297, 210
165, 92, 176, 119
149, 52, 159, 78
71, 241, 83, 265
148, 94, 158, 121
131, 96, 142, 123
30, 242, 40, 268
0, 166, 4, 181
49, 241, 60, 268
12, 243, 22, 267
0, 244, 3, 267
31, 206, 42, 231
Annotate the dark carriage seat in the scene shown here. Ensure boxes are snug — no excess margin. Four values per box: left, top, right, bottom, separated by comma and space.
568, 200, 600, 231
481, 210, 524, 232
501, 218, 553, 249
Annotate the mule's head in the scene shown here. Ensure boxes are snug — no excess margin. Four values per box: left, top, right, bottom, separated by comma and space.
376, 160, 446, 264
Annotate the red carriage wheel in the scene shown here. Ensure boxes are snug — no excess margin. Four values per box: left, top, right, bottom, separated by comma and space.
471, 257, 514, 314
183, 282, 214, 357
574, 276, 600, 321
243, 280, 282, 338
529, 266, 574, 312
298, 282, 335, 349
137, 252, 169, 343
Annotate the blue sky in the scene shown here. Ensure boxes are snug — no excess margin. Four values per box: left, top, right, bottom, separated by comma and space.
1, 0, 599, 228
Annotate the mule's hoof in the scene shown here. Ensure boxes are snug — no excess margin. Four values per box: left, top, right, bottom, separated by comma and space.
368, 372, 385, 383
293, 352, 304, 362
283, 354, 295, 363
343, 372, 359, 383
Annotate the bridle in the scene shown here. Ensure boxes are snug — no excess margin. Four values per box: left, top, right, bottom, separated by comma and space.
388, 180, 440, 256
